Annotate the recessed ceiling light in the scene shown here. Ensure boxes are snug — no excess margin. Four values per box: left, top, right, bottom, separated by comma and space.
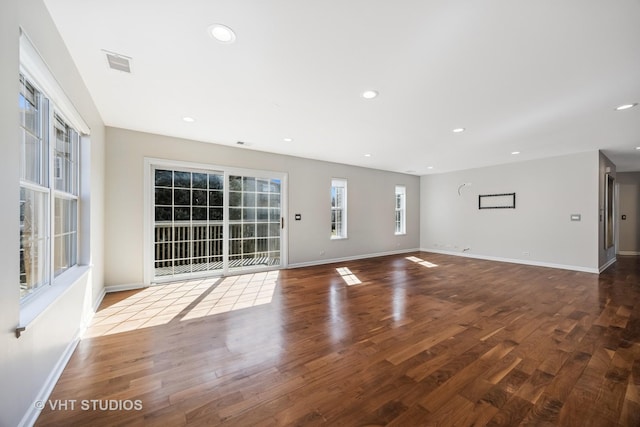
636, 146, 640, 150
183, 116, 195, 123
615, 103, 638, 111
361, 90, 378, 99
511, 151, 521, 155
364, 154, 371, 157
427, 166, 434, 170
208, 24, 236, 43
452, 128, 465, 133
283, 137, 293, 142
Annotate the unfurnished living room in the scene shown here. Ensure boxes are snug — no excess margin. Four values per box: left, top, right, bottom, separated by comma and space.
1, 1, 640, 426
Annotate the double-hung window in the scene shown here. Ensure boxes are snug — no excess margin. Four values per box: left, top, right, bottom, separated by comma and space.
331, 179, 347, 239
19, 73, 80, 300
19, 76, 49, 298
395, 185, 406, 235
53, 115, 79, 277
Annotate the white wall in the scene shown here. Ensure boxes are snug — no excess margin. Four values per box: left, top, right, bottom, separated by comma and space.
0, 2, 22, 425
420, 151, 600, 272
105, 127, 420, 287
617, 172, 640, 254
598, 151, 617, 268
0, 1, 105, 426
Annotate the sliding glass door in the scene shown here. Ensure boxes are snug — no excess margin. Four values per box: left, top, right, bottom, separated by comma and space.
149, 162, 285, 282
228, 175, 282, 273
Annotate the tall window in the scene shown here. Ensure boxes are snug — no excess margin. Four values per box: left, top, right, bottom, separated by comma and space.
53, 115, 79, 276
331, 179, 347, 239
19, 74, 79, 300
395, 185, 406, 235
19, 76, 49, 298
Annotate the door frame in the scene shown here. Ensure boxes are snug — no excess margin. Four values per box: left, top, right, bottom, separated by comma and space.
143, 157, 288, 285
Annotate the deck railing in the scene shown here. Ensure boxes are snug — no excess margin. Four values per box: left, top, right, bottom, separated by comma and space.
154, 221, 279, 277
155, 221, 222, 267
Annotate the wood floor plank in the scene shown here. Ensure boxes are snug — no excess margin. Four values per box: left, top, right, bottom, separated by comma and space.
34, 253, 640, 426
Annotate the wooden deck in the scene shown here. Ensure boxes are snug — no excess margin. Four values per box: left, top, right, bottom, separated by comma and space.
36, 252, 640, 426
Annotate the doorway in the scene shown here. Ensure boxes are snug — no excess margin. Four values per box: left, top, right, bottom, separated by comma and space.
144, 159, 287, 284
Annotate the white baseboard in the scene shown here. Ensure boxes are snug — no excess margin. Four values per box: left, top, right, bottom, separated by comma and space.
599, 257, 617, 273
18, 333, 81, 427
20, 282, 108, 427
420, 248, 600, 274
105, 282, 148, 293
618, 251, 640, 256
106, 249, 421, 290
93, 287, 106, 312
288, 248, 420, 269
79, 287, 107, 336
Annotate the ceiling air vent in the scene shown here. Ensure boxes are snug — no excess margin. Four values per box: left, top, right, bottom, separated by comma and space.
103, 50, 132, 73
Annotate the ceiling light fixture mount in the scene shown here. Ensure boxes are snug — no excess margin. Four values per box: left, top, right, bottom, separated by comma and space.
615, 103, 638, 111
283, 137, 293, 142
182, 116, 195, 123
511, 151, 521, 155
208, 24, 237, 44
361, 90, 378, 99
452, 128, 465, 133
364, 153, 371, 157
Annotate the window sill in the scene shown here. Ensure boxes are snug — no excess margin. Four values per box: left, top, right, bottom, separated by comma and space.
330, 236, 348, 240
17, 265, 91, 338
395, 232, 407, 236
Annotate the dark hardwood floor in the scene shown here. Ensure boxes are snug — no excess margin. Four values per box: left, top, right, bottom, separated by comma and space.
36, 252, 640, 426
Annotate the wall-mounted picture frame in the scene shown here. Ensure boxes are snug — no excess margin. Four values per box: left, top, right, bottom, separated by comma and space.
478, 193, 516, 209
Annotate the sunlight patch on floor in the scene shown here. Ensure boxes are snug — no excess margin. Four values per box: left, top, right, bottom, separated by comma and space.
181, 271, 279, 321
406, 256, 438, 268
84, 271, 279, 337
337, 267, 362, 286
85, 278, 217, 337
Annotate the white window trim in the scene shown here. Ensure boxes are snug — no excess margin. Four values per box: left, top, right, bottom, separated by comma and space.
17, 30, 89, 333
330, 178, 348, 240
143, 157, 289, 286
19, 28, 90, 135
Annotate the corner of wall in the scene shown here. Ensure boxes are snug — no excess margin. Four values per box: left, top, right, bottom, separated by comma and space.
598, 151, 617, 269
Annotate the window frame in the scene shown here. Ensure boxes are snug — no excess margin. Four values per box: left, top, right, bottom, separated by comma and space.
143, 158, 288, 285
19, 76, 50, 298
19, 73, 82, 303
18, 30, 89, 308
331, 178, 348, 240
395, 185, 406, 235
52, 113, 80, 279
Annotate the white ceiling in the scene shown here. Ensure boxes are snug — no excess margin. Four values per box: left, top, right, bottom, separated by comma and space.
44, 0, 640, 174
